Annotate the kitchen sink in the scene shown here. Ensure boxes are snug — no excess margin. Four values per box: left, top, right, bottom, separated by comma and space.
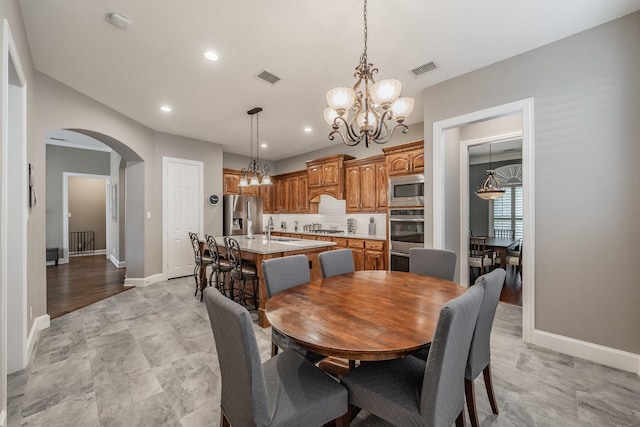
267, 237, 300, 242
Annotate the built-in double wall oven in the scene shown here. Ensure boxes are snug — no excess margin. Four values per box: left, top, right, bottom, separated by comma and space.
388, 174, 425, 272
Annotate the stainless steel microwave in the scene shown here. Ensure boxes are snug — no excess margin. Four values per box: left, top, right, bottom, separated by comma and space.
389, 174, 424, 207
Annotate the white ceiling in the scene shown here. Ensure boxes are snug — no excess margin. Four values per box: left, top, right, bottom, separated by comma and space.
20, 0, 640, 161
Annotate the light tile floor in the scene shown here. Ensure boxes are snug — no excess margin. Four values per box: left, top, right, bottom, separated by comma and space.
8, 277, 640, 426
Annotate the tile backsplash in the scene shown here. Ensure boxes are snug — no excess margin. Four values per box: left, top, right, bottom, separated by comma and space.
262, 195, 386, 238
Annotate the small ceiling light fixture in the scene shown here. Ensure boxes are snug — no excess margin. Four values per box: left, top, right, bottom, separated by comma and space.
475, 144, 505, 200
106, 12, 132, 30
324, 0, 414, 148
239, 107, 272, 187
203, 50, 219, 61
160, 105, 172, 112
304, 127, 312, 133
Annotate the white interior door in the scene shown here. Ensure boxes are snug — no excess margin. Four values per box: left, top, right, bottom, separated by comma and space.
163, 157, 203, 279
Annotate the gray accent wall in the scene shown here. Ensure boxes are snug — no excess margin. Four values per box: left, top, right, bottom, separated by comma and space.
422, 12, 640, 354
469, 159, 521, 238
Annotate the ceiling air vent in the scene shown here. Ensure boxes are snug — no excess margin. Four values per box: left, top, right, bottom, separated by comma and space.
410, 61, 439, 77
255, 70, 281, 85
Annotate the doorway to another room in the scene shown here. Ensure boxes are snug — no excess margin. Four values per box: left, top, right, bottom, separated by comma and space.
468, 139, 523, 305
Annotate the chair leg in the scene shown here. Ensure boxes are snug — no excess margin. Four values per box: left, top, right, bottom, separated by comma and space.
455, 409, 466, 427
465, 378, 480, 427
219, 408, 230, 427
483, 363, 499, 415
271, 342, 279, 357
193, 265, 199, 297
334, 409, 351, 427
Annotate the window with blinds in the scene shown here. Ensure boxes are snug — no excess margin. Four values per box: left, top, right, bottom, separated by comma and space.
493, 185, 523, 240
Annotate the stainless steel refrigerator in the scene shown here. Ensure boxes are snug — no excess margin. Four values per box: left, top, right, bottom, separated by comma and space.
223, 195, 263, 236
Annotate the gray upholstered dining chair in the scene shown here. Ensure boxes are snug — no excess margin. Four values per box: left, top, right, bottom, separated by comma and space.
465, 267, 506, 427
262, 255, 324, 362
409, 248, 457, 281
203, 287, 349, 427
340, 281, 485, 427
319, 248, 355, 278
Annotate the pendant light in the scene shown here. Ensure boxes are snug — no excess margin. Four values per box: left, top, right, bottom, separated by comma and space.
238, 107, 272, 186
475, 144, 505, 200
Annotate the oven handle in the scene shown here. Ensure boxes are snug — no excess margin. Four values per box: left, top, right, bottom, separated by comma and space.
389, 218, 424, 222
390, 251, 410, 257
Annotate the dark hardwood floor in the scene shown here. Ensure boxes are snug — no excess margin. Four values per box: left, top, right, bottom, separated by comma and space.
471, 265, 522, 306
47, 255, 131, 319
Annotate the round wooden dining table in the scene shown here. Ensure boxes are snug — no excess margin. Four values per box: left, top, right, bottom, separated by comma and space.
265, 270, 466, 361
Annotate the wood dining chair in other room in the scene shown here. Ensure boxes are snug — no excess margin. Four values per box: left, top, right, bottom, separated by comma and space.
469, 237, 494, 279
205, 234, 232, 297
341, 282, 484, 427
225, 237, 259, 310
262, 255, 324, 362
409, 248, 457, 281
189, 232, 212, 301
493, 229, 515, 239
465, 268, 506, 427
319, 248, 355, 278
203, 288, 350, 427
505, 239, 522, 277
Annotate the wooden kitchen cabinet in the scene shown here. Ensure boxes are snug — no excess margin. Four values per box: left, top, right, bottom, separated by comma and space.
260, 184, 274, 213
364, 239, 386, 270
305, 154, 355, 201
348, 239, 366, 271
382, 140, 425, 177
345, 155, 387, 213
223, 168, 259, 196
272, 170, 316, 214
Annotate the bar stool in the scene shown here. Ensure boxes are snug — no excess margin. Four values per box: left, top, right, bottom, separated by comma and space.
205, 234, 232, 296
188, 232, 212, 301
225, 237, 259, 310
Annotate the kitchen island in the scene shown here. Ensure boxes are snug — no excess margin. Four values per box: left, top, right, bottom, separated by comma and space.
214, 235, 336, 327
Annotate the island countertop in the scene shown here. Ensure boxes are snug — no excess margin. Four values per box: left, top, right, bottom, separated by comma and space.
214, 234, 336, 254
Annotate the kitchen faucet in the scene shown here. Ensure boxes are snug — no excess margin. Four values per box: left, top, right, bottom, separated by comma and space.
266, 216, 274, 241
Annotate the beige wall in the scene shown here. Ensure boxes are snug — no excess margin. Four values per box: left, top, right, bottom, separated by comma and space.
422, 12, 640, 354
68, 176, 107, 250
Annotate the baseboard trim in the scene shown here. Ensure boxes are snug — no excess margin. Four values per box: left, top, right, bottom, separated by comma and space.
109, 255, 126, 268
534, 330, 640, 376
27, 314, 50, 364
0, 409, 6, 427
124, 272, 166, 287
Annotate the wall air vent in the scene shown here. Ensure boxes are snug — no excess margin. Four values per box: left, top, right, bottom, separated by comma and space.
410, 61, 439, 77
255, 70, 281, 85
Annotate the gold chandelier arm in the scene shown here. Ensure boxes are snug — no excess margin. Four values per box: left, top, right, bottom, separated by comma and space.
371, 123, 409, 145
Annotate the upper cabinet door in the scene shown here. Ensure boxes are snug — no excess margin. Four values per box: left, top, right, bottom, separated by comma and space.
307, 165, 323, 188
376, 161, 388, 211
345, 166, 361, 212
359, 164, 377, 212
386, 153, 412, 176
322, 161, 341, 187
411, 151, 425, 173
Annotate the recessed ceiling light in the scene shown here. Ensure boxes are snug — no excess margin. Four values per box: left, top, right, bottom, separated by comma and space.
203, 51, 219, 61
261, 143, 268, 148
160, 105, 172, 112
304, 127, 312, 133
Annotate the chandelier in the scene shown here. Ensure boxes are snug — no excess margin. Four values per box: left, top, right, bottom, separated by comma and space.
239, 107, 272, 186
475, 144, 505, 200
323, 0, 414, 147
